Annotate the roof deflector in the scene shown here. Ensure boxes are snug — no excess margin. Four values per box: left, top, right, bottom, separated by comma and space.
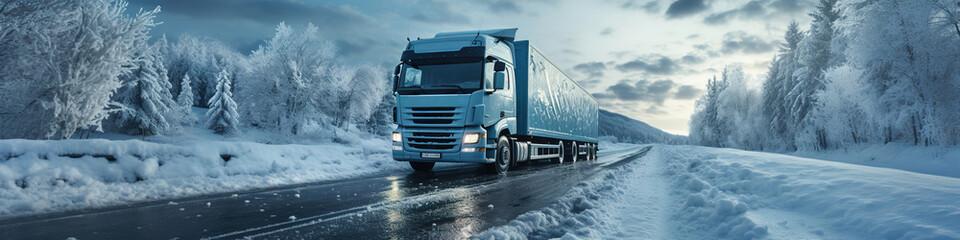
434, 28, 518, 42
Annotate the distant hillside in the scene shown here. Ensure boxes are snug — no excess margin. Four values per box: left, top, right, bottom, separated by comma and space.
599, 109, 687, 144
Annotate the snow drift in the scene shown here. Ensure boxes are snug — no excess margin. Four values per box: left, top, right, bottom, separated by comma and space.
0, 139, 402, 218
477, 145, 960, 239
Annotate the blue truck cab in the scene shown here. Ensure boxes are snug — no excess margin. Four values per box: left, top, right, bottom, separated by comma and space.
391, 28, 599, 173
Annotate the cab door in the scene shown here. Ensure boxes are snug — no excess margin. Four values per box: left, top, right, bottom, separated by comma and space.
483, 61, 516, 127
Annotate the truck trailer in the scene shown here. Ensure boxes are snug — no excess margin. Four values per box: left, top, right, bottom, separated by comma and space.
391, 28, 599, 173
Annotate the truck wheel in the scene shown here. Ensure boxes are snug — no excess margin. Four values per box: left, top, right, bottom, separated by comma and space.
409, 161, 435, 171
594, 144, 599, 160
592, 144, 598, 161
489, 135, 512, 174
552, 141, 564, 164
570, 141, 578, 162
590, 144, 597, 161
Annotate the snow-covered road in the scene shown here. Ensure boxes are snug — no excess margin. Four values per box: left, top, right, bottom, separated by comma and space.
479, 145, 960, 240
0, 144, 648, 240
2, 143, 957, 240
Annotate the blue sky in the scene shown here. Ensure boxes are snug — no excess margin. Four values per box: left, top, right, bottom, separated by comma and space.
126, 0, 815, 135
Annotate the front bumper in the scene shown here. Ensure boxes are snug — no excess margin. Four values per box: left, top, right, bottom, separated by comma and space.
392, 126, 494, 164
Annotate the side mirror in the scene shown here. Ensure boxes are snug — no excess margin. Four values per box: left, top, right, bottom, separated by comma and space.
393, 64, 402, 92
494, 72, 506, 90
494, 61, 506, 72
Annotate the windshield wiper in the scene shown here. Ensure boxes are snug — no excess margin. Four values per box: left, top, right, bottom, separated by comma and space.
429, 84, 466, 93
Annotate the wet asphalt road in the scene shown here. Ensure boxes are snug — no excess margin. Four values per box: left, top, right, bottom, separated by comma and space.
0, 145, 650, 240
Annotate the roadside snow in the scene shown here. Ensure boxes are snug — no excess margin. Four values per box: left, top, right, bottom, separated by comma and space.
0, 138, 404, 218
791, 143, 960, 178
476, 145, 960, 239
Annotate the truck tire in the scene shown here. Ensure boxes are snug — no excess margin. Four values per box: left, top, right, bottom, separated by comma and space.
409, 161, 435, 171
552, 141, 565, 164
489, 135, 512, 174
567, 141, 578, 163
591, 144, 597, 161
590, 144, 597, 161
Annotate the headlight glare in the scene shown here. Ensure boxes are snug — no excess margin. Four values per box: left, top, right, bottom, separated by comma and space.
392, 132, 402, 142
463, 133, 481, 144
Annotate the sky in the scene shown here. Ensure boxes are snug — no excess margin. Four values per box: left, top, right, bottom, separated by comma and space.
125, 0, 817, 135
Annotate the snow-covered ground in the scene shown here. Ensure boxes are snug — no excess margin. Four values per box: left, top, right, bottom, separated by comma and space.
477, 144, 960, 239
791, 143, 960, 178
0, 137, 403, 218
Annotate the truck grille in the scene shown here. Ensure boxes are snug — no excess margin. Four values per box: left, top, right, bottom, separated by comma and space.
405, 131, 459, 152
404, 107, 463, 127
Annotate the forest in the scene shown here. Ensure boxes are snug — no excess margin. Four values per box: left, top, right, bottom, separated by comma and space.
0, 0, 394, 141
690, 0, 960, 151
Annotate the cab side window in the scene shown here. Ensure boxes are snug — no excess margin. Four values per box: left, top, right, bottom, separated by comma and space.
484, 62, 495, 90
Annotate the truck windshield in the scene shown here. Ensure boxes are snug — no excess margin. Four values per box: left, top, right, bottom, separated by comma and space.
398, 62, 482, 94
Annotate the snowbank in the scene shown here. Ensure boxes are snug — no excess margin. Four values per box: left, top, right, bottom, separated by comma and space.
791, 143, 960, 178
477, 145, 960, 239
0, 138, 403, 218
475, 157, 636, 239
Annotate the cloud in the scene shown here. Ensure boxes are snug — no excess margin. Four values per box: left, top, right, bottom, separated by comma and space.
616, 57, 680, 75
573, 62, 607, 78
646, 105, 668, 115
596, 79, 701, 105
720, 31, 778, 55
769, 0, 808, 13
486, 0, 522, 13
703, 0, 765, 25
408, 0, 471, 24
622, 0, 660, 13
703, 0, 813, 25
674, 85, 703, 99
600, 28, 614, 35
681, 54, 705, 64
665, 0, 708, 19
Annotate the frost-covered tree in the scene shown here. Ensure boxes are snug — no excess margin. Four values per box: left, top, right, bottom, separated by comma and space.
808, 65, 877, 147
164, 34, 246, 108
335, 65, 387, 127
175, 73, 198, 126
790, 0, 840, 149
206, 69, 239, 134
242, 22, 337, 134
111, 40, 176, 136
689, 75, 727, 147
716, 66, 763, 150
761, 21, 805, 150
0, 0, 158, 139
837, 0, 960, 146
365, 90, 396, 135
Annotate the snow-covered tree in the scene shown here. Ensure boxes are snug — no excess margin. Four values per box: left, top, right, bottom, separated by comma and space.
175, 73, 198, 126
761, 21, 805, 150
164, 34, 247, 108
689, 75, 727, 147
790, 0, 840, 150
111, 40, 176, 136
241, 22, 337, 134
0, 0, 158, 139
206, 69, 240, 134
335, 65, 387, 127
837, 0, 960, 146
716, 66, 763, 150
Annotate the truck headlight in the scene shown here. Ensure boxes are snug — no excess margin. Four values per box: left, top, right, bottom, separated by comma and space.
463, 133, 482, 144
392, 132, 402, 142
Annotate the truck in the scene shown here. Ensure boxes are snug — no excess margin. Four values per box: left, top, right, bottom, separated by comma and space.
391, 28, 599, 174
